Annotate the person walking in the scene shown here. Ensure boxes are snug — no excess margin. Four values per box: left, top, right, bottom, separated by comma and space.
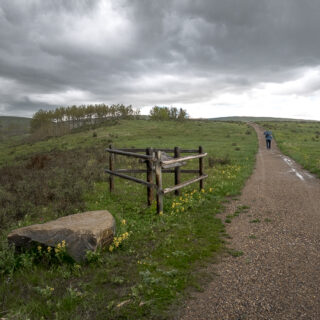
264, 130, 273, 149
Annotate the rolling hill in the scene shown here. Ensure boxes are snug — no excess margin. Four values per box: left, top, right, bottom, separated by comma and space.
0, 116, 31, 138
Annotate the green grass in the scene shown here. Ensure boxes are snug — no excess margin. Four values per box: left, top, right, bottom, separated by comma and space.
226, 249, 244, 257
259, 121, 320, 178
0, 119, 258, 319
249, 219, 260, 223
224, 205, 250, 223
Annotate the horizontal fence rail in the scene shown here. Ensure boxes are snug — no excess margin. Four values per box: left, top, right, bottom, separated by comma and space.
105, 145, 208, 213
163, 174, 208, 194
104, 169, 155, 187
114, 169, 200, 174
117, 148, 199, 154
161, 153, 207, 166
105, 148, 153, 160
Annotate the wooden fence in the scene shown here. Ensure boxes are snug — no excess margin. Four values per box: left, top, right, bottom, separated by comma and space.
105, 145, 208, 213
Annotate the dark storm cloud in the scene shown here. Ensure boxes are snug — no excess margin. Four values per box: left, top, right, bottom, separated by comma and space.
1, 0, 320, 116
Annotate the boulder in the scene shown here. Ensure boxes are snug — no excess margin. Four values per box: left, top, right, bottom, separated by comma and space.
7, 210, 116, 262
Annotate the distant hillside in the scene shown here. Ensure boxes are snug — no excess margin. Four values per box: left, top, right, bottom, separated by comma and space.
0, 116, 31, 138
209, 116, 314, 122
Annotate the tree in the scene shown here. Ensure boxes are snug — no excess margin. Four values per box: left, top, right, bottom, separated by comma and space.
177, 108, 188, 121
30, 109, 51, 132
149, 106, 170, 120
149, 106, 188, 121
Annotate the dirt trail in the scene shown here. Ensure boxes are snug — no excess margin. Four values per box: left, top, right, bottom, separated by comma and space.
179, 124, 320, 320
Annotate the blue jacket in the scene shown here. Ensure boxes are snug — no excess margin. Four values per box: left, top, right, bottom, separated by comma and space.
264, 131, 272, 140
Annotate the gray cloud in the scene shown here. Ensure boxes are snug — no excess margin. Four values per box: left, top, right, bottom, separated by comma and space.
1, 0, 320, 117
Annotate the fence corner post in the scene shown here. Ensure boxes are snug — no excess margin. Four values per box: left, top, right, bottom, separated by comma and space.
146, 147, 154, 206
155, 150, 163, 214
199, 146, 204, 190
109, 144, 114, 192
174, 146, 181, 196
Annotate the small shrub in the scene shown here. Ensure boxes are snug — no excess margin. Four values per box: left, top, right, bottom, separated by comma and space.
92, 131, 97, 137
208, 155, 231, 167
85, 249, 103, 264
25, 154, 50, 170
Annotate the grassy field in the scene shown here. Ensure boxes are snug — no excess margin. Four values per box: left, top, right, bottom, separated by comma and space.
259, 121, 320, 178
0, 119, 258, 319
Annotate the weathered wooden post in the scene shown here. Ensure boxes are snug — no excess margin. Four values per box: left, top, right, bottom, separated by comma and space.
109, 144, 114, 192
199, 146, 204, 190
155, 150, 163, 214
146, 147, 154, 206
174, 146, 181, 196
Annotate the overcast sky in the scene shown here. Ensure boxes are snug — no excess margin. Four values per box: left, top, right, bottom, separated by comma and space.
1, 0, 320, 120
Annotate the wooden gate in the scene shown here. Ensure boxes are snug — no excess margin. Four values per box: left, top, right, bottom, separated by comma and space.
105, 146, 207, 213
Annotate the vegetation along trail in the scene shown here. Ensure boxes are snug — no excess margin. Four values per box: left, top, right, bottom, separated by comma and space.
179, 123, 320, 320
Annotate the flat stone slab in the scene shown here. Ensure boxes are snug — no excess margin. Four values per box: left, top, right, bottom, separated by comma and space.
8, 210, 116, 262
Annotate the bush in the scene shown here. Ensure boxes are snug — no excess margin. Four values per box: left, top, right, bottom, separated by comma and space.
208, 155, 231, 167
0, 147, 107, 232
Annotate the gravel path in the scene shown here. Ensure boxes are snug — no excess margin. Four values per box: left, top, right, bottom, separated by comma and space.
178, 124, 320, 320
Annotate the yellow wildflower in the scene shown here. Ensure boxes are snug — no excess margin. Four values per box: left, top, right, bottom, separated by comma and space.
109, 245, 114, 252
201, 189, 205, 193
159, 211, 163, 216
47, 246, 52, 253
55, 248, 60, 254
61, 240, 66, 247
121, 219, 126, 225
37, 245, 42, 252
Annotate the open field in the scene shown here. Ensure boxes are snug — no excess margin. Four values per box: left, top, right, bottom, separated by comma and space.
259, 121, 320, 178
0, 119, 258, 319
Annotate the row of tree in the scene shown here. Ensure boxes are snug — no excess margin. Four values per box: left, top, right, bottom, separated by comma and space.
149, 106, 188, 121
29, 104, 189, 139
30, 104, 139, 133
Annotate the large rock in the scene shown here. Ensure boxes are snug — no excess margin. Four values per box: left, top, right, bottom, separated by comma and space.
7, 210, 116, 262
